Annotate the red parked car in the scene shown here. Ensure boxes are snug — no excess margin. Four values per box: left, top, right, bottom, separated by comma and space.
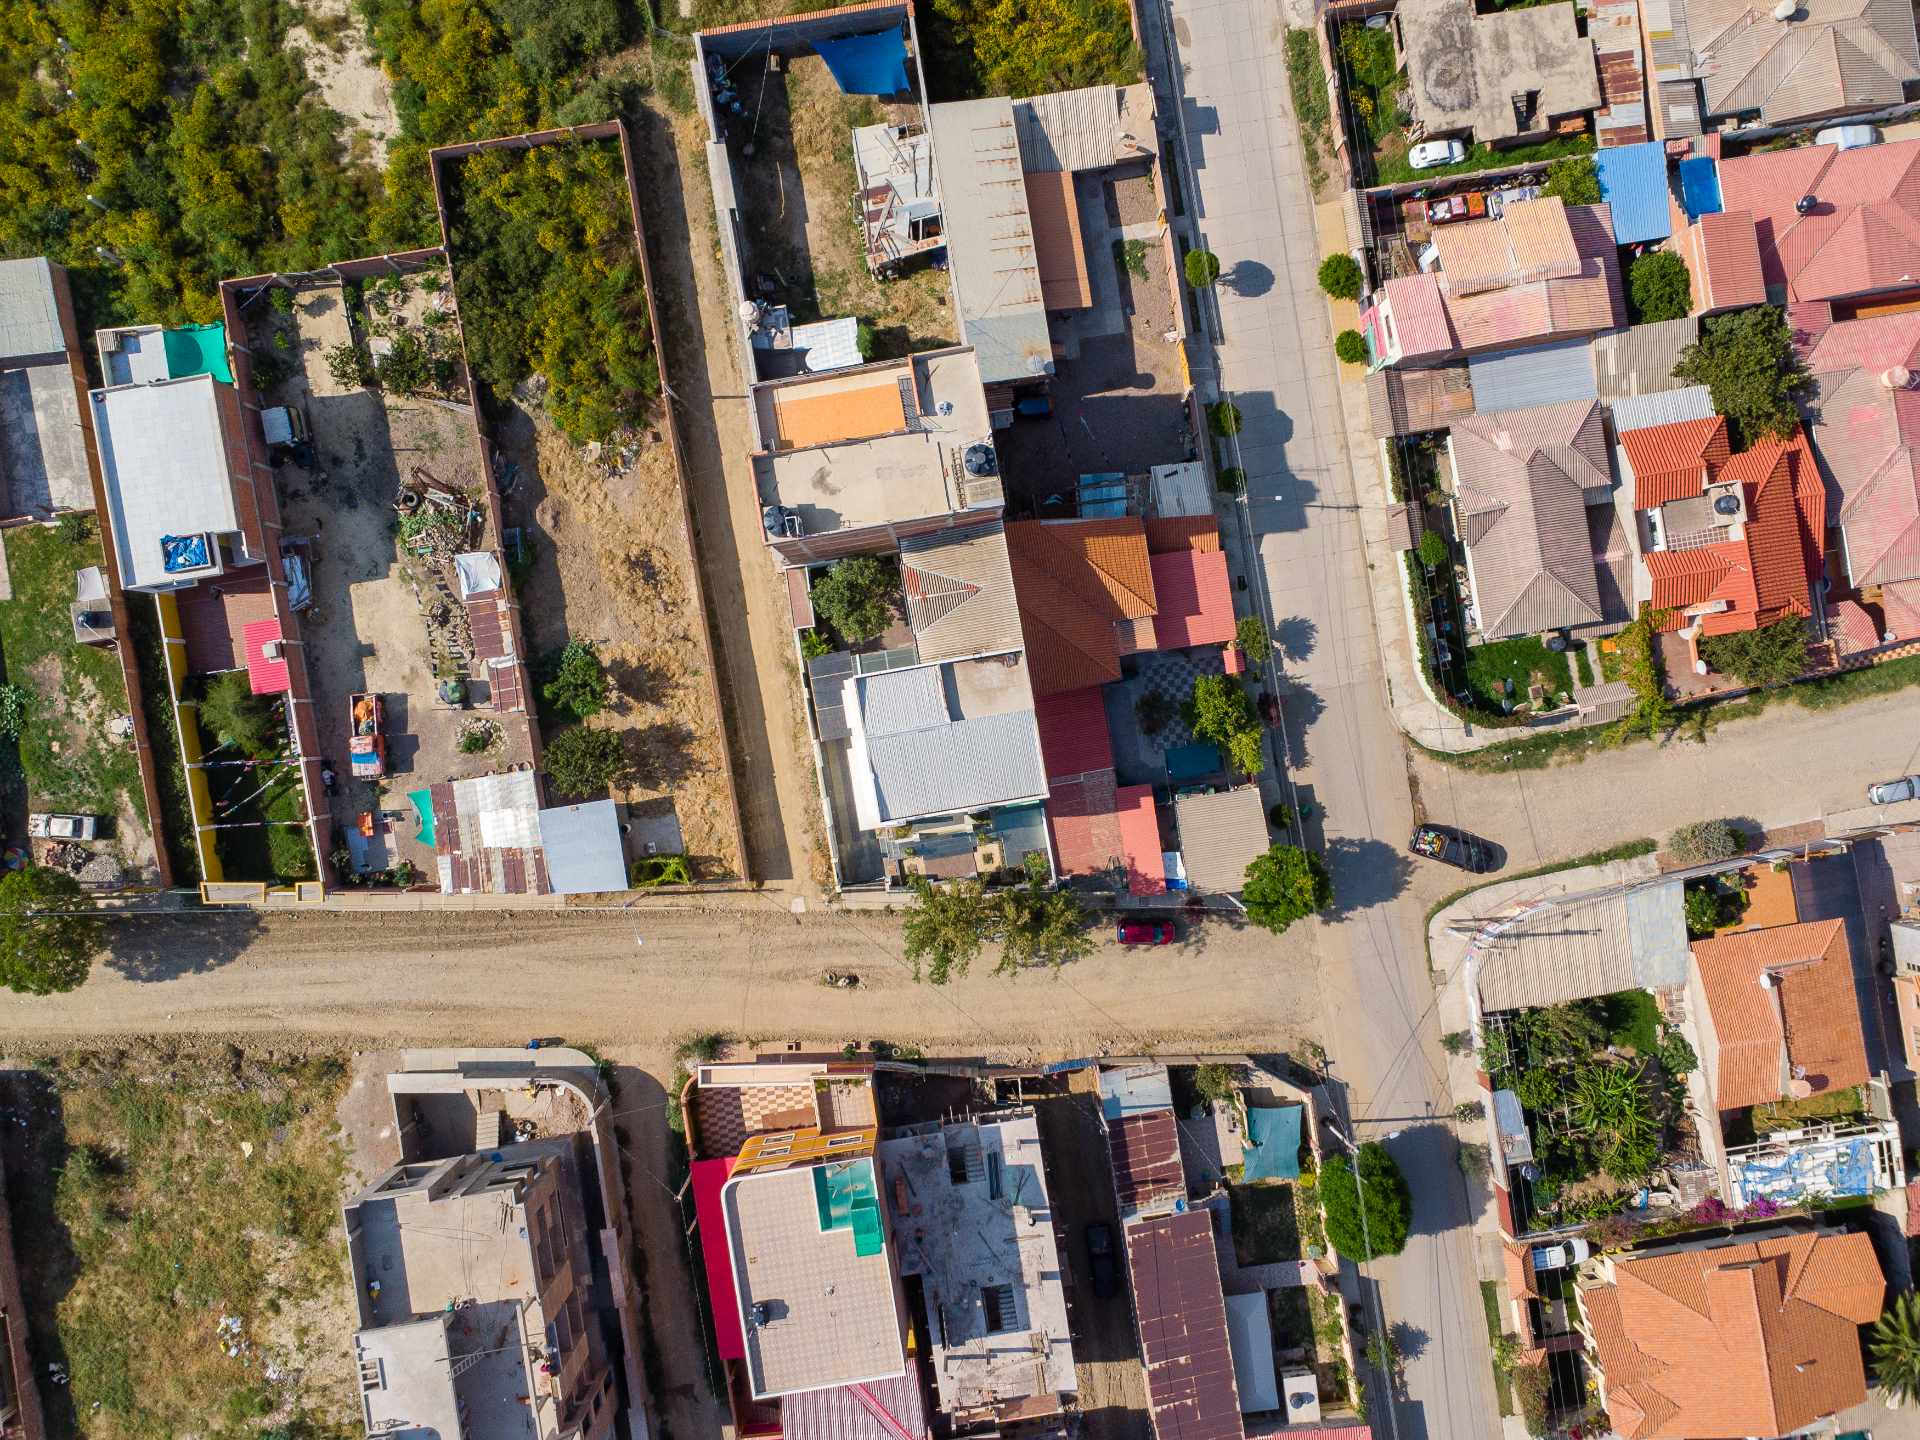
1117, 920, 1177, 945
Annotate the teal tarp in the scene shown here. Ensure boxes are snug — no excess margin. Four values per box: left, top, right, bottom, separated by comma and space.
1242, 1104, 1302, 1182
162, 323, 233, 383
409, 788, 436, 848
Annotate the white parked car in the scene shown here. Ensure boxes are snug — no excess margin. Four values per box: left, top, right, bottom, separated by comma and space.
28, 812, 98, 841
1868, 774, 1920, 805
1408, 139, 1468, 170
1815, 123, 1878, 151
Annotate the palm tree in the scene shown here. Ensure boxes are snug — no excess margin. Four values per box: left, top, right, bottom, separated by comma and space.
1872, 1292, 1920, 1405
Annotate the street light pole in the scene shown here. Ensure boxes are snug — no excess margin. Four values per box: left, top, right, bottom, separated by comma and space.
1325, 1120, 1401, 1440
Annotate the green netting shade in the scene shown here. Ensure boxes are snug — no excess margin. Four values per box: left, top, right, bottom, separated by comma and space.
813, 1158, 884, 1256
163, 323, 233, 383
1242, 1104, 1303, 1182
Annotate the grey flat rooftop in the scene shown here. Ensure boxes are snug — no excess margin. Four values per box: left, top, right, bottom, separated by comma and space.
0, 363, 90, 515
723, 1159, 906, 1398
927, 98, 1053, 386
0, 258, 65, 361
877, 1113, 1076, 1413
1400, 0, 1602, 142
93, 374, 238, 589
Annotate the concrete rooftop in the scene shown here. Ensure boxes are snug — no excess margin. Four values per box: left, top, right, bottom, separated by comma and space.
1400, 0, 1602, 142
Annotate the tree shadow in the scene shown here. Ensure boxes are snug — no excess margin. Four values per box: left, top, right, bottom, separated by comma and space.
102, 911, 263, 982
1225, 259, 1274, 297
1276, 680, 1327, 771
625, 721, 699, 791
1273, 615, 1318, 664
1323, 836, 1413, 918
0, 1069, 78, 1439
607, 655, 667, 710
1391, 1319, 1430, 1364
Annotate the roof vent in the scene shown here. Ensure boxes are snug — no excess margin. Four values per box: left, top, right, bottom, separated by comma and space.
1773, 0, 1799, 18
1884, 365, 1914, 389
1758, 970, 1777, 988
1796, 194, 1817, 215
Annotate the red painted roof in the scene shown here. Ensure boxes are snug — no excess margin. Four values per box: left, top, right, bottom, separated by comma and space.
1034, 687, 1114, 782
691, 1157, 744, 1360
1115, 784, 1166, 896
1150, 550, 1236, 651
243, 618, 289, 695
1691, 210, 1767, 312
1717, 138, 1920, 303
1622, 416, 1729, 508
1046, 769, 1124, 880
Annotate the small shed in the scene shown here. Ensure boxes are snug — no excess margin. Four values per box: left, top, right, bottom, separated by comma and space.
1173, 787, 1271, 894
536, 799, 629, 895
1223, 1291, 1279, 1414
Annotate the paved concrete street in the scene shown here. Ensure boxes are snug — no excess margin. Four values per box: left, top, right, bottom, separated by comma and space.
1146, 0, 1498, 1435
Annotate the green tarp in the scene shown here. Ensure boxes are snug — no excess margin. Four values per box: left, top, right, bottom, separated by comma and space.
1242, 1104, 1303, 1182
409, 789, 436, 848
162, 323, 233, 383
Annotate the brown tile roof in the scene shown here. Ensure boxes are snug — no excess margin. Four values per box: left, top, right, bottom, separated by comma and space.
175, 571, 275, 675
1429, 200, 1624, 353
1691, 918, 1868, 1110
1378, 273, 1455, 359
1588, 1230, 1882, 1439
1366, 364, 1476, 438
1682, 0, 1920, 125
1005, 518, 1157, 696
1024, 171, 1091, 311
1621, 415, 1729, 508
1126, 1209, 1244, 1440
1689, 211, 1768, 313
1108, 1108, 1184, 1216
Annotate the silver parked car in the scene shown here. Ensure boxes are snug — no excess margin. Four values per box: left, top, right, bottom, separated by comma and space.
1408, 139, 1468, 170
1868, 775, 1920, 805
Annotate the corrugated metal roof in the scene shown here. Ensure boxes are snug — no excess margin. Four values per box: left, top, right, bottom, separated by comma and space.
928, 98, 1053, 385
0, 258, 63, 360
857, 665, 950, 737
1127, 1209, 1245, 1440
1594, 143, 1674, 243
900, 521, 1024, 662
1013, 84, 1152, 172
1173, 788, 1270, 893
1593, 320, 1699, 400
790, 317, 864, 373
536, 800, 629, 894
1468, 338, 1598, 413
1610, 384, 1715, 431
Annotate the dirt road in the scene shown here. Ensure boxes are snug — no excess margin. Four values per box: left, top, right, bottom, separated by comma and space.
6, 907, 1321, 1059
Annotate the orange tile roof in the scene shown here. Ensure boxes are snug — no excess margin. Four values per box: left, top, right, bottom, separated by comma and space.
770, 379, 907, 449
1005, 519, 1157, 696
1622, 416, 1729, 509
1024, 171, 1091, 311
1144, 515, 1223, 555
1115, 783, 1165, 896
1690, 919, 1867, 1110
1590, 1230, 1883, 1439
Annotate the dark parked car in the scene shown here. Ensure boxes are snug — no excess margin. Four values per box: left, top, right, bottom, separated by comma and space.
1086, 1223, 1119, 1298
1117, 920, 1177, 945
1257, 691, 1281, 727
1409, 824, 1495, 873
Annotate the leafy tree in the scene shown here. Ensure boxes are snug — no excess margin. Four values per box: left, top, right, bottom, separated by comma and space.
1608, 610, 1675, 742
542, 640, 610, 720
1543, 155, 1601, 206
903, 876, 989, 985
1320, 1141, 1411, 1260
0, 867, 102, 996
1685, 886, 1722, 937
1235, 615, 1272, 665
1193, 1062, 1237, 1105
1871, 1291, 1920, 1406
1667, 819, 1742, 863
1209, 401, 1243, 437
1334, 329, 1368, 364
1699, 616, 1810, 687
995, 855, 1094, 973
1318, 253, 1363, 300
1186, 673, 1265, 776
1417, 529, 1449, 570
1628, 250, 1692, 323
1656, 1032, 1697, 1077
810, 555, 900, 646
327, 343, 375, 390
1674, 307, 1811, 448
926, 0, 1143, 100
199, 671, 281, 759
1242, 843, 1333, 933
1184, 248, 1221, 288
543, 725, 626, 798
799, 629, 833, 660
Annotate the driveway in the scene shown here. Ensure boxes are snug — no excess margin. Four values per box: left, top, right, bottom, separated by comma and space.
1144, 0, 1500, 1434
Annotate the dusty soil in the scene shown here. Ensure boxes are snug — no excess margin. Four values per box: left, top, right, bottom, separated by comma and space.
497, 406, 743, 879
727, 53, 956, 354
288, 0, 400, 166
625, 96, 840, 892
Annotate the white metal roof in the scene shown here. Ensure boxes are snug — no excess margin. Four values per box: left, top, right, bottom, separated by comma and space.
92, 375, 238, 590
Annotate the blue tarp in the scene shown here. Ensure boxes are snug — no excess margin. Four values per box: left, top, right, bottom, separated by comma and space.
1165, 742, 1222, 782
1242, 1105, 1303, 1182
1679, 155, 1722, 219
1593, 142, 1673, 244
160, 533, 210, 573
814, 29, 908, 96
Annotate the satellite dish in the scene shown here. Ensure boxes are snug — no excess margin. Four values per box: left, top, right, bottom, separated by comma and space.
1713, 493, 1741, 516
1788, 1076, 1815, 1099
1796, 194, 1818, 215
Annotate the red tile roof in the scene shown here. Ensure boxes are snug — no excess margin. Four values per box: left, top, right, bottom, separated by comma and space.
1718, 138, 1920, 303
1883, 577, 1920, 638
1829, 597, 1883, 655
1149, 550, 1236, 651
1589, 1230, 1882, 1439
1689, 210, 1767, 313
1691, 919, 1867, 1110
1034, 687, 1114, 782
1115, 783, 1166, 896
1622, 416, 1729, 508
1006, 518, 1157, 696
243, 618, 289, 695
1046, 769, 1123, 880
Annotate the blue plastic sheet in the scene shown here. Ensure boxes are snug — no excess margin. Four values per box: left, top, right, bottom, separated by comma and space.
1679, 155, 1723, 220
1242, 1105, 1303, 1182
814, 29, 908, 96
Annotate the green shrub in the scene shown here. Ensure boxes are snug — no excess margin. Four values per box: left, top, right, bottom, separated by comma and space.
1334, 329, 1367, 364
631, 853, 691, 887
0, 683, 27, 741
1193, 1063, 1237, 1104
1699, 616, 1811, 688
1544, 155, 1601, 206
1235, 615, 1272, 665
198, 671, 282, 759
1628, 250, 1692, 323
799, 629, 833, 660
926, 0, 1142, 100
1667, 819, 1742, 863
325, 342, 374, 391
1417, 529, 1449, 570
1184, 248, 1221, 288
810, 555, 900, 646
1122, 238, 1150, 278
541, 640, 610, 720
543, 725, 626, 798
1318, 253, 1363, 300
56, 513, 90, 545
1209, 401, 1243, 437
